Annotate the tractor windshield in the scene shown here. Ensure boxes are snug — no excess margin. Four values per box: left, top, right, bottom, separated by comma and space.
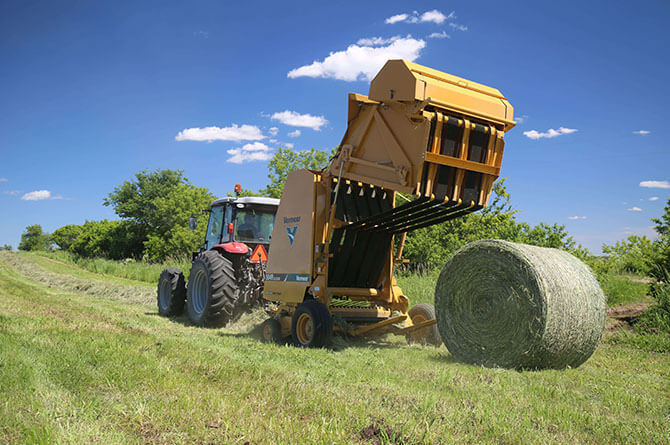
235, 208, 275, 242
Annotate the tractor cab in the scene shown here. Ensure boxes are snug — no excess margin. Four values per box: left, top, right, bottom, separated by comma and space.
202, 196, 280, 261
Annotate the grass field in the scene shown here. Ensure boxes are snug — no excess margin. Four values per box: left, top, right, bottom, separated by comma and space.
1, 251, 668, 444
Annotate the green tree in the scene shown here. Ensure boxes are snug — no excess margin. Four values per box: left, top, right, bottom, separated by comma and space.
50, 224, 83, 250
18, 224, 50, 251
651, 197, 670, 239
260, 147, 333, 198
1, 244, 11, 251
142, 186, 212, 260
402, 179, 588, 271
104, 169, 214, 260
650, 197, 670, 284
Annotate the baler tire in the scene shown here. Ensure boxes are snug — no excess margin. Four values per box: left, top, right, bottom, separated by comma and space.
291, 300, 332, 348
157, 268, 186, 316
261, 318, 284, 344
406, 303, 442, 347
187, 251, 240, 328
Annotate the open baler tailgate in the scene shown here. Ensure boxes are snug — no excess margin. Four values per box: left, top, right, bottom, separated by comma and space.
327, 59, 515, 235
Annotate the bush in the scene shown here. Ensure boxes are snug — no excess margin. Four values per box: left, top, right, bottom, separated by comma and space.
69, 220, 144, 260
601, 235, 658, 276
637, 274, 670, 335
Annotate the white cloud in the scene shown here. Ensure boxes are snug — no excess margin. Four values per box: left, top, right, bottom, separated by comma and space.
271, 110, 328, 131
627, 206, 642, 212
0, 178, 7, 182
640, 180, 670, 189
449, 23, 468, 31
523, 127, 577, 140
287, 129, 301, 138
428, 31, 450, 39
284, 143, 295, 149
420, 10, 449, 24
2, 190, 21, 196
649, 196, 659, 201
21, 190, 64, 201
356, 36, 403, 46
568, 216, 587, 220
385, 13, 409, 24
386, 10, 454, 25
175, 124, 265, 142
287, 37, 426, 82
269, 139, 278, 144
226, 142, 273, 164
515, 115, 528, 124
633, 130, 650, 135
268, 127, 279, 136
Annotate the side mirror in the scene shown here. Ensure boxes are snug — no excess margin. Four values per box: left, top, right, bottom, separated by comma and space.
188, 217, 197, 231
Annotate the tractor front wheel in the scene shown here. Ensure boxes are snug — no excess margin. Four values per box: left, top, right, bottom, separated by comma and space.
157, 268, 186, 316
187, 251, 240, 327
291, 300, 332, 348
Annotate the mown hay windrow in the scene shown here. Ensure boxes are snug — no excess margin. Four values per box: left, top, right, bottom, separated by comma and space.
0, 252, 155, 306
435, 240, 606, 369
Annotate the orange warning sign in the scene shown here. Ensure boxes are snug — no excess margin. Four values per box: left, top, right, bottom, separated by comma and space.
250, 244, 268, 262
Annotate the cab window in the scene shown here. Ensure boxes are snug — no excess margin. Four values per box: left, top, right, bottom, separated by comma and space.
205, 205, 224, 248
235, 209, 274, 242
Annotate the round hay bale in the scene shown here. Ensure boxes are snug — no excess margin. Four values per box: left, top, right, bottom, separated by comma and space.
434, 240, 606, 369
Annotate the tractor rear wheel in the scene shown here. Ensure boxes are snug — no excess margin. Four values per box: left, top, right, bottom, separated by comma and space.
291, 300, 332, 348
406, 303, 442, 347
187, 251, 240, 327
157, 268, 186, 316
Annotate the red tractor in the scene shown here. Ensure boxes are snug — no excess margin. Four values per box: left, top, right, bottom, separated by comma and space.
156, 193, 279, 327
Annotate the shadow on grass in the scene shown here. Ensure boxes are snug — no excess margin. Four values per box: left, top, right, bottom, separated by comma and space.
143, 310, 456, 358
425, 351, 458, 364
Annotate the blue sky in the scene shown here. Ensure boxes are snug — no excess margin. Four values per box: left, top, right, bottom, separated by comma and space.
1, 0, 668, 253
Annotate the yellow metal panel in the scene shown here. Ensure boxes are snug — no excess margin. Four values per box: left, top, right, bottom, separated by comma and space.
264, 169, 317, 303
369, 60, 515, 129
424, 152, 501, 176
263, 280, 308, 304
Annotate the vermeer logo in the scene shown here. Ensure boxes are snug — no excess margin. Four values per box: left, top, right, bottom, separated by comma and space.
285, 225, 298, 247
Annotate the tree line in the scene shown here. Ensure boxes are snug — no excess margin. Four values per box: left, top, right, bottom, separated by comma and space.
15, 147, 670, 280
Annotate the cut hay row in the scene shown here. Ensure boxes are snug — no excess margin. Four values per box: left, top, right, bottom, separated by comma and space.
0, 251, 155, 307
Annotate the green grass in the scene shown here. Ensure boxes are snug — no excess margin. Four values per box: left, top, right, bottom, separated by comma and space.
597, 274, 651, 307
1, 252, 669, 443
396, 268, 440, 306
34, 250, 191, 284
608, 280, 670, 353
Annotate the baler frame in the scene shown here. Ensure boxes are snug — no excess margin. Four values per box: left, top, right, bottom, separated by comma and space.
262, 59, 515, 346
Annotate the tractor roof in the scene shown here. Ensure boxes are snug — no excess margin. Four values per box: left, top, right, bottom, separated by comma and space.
210, 196, 280, 207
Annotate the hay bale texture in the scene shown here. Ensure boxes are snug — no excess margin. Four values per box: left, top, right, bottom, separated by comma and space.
435, 240, 606, 369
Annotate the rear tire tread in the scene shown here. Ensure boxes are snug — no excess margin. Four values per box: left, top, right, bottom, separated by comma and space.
187, 251, 240, 327
157, 268, 186, 316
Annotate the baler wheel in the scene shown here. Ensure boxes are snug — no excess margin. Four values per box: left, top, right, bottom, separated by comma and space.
291, 300, 332, 348
261, 318, 284, 344
406, 303, 442, 347
187, 251, 240, 327
157, 268, 186, 316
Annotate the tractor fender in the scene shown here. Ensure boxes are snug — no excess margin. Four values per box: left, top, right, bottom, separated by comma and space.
211, 242, 249, 255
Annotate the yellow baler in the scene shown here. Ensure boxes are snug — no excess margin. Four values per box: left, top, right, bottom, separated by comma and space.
261, 60, 515, 347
